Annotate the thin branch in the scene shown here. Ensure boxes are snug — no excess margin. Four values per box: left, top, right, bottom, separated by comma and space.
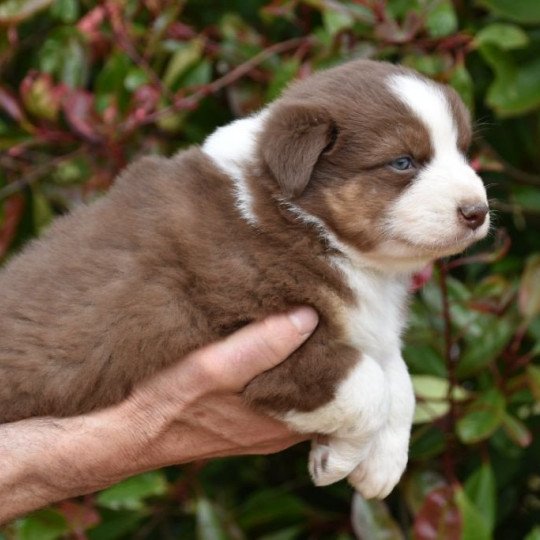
105, 1, 175, 102
0, 149, 83, 200
125, 35, 316, 130
443, 228, 511, 271
480, 141, 540, 187
437, 261, 459, 485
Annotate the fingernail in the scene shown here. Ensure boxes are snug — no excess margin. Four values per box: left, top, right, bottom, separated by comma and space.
288, 306, 319, 336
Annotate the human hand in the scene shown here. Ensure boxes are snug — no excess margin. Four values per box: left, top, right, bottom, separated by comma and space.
0, 307, 318, 523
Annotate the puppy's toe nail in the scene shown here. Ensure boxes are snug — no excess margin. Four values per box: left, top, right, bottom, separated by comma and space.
309, 446, 330, 484
320, 449, 329, 472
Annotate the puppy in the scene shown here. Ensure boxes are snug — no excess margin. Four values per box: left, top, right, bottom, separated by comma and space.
0, 60, 489, 498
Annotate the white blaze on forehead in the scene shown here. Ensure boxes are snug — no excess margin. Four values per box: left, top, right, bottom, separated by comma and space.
379, 73, 489, 260
388, 74, 457, 155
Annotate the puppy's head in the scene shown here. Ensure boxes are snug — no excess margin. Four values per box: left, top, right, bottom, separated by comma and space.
258, 60, 489, 270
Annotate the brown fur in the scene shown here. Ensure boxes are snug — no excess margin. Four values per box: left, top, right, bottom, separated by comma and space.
0, 60, 471, 423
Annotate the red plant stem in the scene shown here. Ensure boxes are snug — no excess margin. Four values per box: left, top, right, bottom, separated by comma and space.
129, 35, 316, 130
437, 261, 459, 485
0, 149, 84, 201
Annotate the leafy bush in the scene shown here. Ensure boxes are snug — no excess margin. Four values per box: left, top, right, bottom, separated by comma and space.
1, 0, 540, 538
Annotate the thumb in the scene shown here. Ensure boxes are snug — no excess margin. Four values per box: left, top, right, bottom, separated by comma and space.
193, 307, 319, 392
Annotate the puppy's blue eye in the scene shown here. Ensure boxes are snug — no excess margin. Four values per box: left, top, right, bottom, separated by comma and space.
390, 156, 414, 171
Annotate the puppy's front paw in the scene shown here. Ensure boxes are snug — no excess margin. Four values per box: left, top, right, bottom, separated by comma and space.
309, 435, 370, 487
347, 430, 409, 499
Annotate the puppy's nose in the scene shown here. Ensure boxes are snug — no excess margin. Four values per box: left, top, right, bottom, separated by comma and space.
458, 203, 489, 230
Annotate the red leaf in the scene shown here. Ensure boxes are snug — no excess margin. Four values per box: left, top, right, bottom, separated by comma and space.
77, 5, 106, 37
0, 85, 25, 123
20, 71, 67, 121
58, 500, 100, 533
410, 263, 434, 291
167, 21, 197, 40
414, 486, 461, 540
0, 195, 25, 259
63, 90, 103, 143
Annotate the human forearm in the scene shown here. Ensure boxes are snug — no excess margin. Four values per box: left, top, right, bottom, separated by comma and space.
0, 417, 89, 523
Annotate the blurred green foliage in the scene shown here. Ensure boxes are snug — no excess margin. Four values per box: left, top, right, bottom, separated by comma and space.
1, 0, 540, 538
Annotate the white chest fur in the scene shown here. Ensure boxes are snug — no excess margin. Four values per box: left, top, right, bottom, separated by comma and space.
334, 256, 409, 360
284, 256, 415, 499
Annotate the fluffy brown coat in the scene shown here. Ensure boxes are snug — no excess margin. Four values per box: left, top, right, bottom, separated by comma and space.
0, 60, 470, 423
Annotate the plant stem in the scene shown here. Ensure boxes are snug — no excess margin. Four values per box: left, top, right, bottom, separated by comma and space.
437, 261, 458, 485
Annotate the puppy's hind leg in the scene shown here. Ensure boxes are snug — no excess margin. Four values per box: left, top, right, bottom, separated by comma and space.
283, 354, 391, 487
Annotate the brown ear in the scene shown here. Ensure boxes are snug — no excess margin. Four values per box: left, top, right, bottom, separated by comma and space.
260, 102, 336, 199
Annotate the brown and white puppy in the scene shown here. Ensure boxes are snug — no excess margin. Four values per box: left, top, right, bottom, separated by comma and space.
0, 60, 489, 498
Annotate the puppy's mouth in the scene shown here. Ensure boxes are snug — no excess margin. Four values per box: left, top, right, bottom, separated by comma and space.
397, 227, 486, 258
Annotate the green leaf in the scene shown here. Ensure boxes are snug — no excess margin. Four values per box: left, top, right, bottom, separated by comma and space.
404, 344, 447, 377
96, 471, 168, 511
21, 73, 62, 121
410, 425, 446, 459
95, 52, 132, 112
402, 52, 450, 76
39, 28, 88, 88
238, 489, 308, 529
16, 509, 69, 540
525, 527, 540, 540
457, 315, 515, 377
196, 497, 228, 540
0, 0, 53, 23
450, 64, 474, 111
266, 58, 299, 102
156, 109, 187, 133
163, 39, 204, 90
456, 389, 506, 443
464, 463, 496, 533
351, 493, 404, 540
519, 254, 540, 320
527, 364, 540, 401
50, 0, 78, 23
512, 186, 540, 212
474, 23, 529, 50
52, 156, 90, 185
480, 44, 540, 117
455, 487, 491, 540
502, 412, 532, 447
412, 375, 469, 424
182, 59, 213, 87
323, 8, 355, 36
387, 0, 421, 19
259, 526, 304, 540
87, 510, 144, 540
31, 187, 53, 233
124, 67, 149, 92
425, 0, 457, 38
479, 0, 540, 24
413, 375, 468, 401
